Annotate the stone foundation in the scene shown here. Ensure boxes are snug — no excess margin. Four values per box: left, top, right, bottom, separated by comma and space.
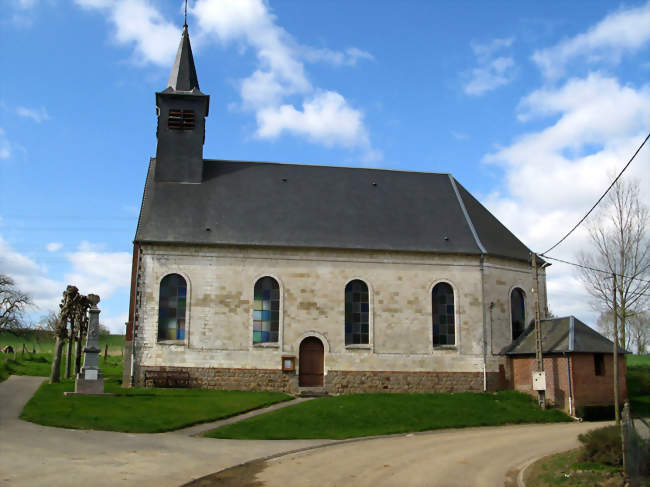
138, 365, 299, 393
138, 365, 508, 394
326, 370, 501, 394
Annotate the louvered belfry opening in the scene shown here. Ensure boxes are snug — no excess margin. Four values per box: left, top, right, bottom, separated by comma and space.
168, 109, 195, 130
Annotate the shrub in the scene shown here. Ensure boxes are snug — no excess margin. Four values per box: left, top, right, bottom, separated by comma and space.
578, 425, 622, 466
576, 404, 615, 421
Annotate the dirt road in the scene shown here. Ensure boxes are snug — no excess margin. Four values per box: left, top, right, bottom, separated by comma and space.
194, 421, 607, 487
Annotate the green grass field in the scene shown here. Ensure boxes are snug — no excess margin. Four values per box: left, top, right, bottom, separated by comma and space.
0, 329, 124, 354
21, 379, 292, 433
627, 355, 650, 417
205, 390, 571, 440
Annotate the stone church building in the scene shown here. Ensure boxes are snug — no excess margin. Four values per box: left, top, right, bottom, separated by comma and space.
124, 25, 553, 395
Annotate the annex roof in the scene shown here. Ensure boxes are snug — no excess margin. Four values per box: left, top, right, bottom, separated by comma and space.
504, 316, 628, 355
135, 158, 534, 261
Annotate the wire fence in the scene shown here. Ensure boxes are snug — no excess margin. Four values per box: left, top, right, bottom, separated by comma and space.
622, 402, 649, 481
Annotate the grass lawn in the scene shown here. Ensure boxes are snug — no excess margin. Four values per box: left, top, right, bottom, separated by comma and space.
205, 390, 571, 440
21, 378, 293, 433
6, 351, 292, 433
0, 352, 123, 383
523, 448, 625, 487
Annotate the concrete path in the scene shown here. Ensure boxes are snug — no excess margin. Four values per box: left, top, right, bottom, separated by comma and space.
0, 376, 332, 487
217, 421, 606, 487
175, 397, 313, 436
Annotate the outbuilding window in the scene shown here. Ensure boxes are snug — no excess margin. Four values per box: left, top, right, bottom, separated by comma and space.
158, 273, 187, 341
594, 354, 605, 376
345, 280, 369, 345
432, 282, 455, 346
253, 277, 280, 343
511, 288, 526, 340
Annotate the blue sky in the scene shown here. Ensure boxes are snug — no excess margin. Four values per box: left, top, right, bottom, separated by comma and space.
1, 0, 649, 333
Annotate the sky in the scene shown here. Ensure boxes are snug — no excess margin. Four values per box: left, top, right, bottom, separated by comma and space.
1, 0, 649, 334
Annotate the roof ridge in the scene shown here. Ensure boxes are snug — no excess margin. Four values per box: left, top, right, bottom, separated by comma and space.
448, 175, 486, 254
202, 158, 452, 176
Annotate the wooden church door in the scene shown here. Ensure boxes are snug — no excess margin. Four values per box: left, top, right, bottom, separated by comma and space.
299, 337, 324, 387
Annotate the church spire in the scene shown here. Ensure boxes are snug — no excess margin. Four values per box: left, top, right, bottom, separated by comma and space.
166, 24, 200, 93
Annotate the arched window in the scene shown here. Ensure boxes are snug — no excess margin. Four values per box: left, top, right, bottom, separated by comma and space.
253, 277, 280, 343
432, 282, 455, 346
511, 288, 526, 340
158, 274, 187, 341
345, 280, 369, 345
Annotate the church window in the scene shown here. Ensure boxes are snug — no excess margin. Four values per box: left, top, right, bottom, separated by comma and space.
511, 288, 526, 340
345, 280, 369, 345
253, 277, 280, 343
168, 109, 195, 130
158, 273, 187, 341
432, 282, 455, 346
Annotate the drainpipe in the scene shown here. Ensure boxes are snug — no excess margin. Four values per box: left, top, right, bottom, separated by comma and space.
480, 255, 488, 392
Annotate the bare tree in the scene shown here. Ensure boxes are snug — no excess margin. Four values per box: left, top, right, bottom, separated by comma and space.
38, 311, 60, 332
598, 310, 648, 353
577, 178, 650, 348
0, 274, 33, 329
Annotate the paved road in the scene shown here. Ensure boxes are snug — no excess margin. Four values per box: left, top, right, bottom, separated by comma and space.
0, 376, 331, 487
0, 376, 609, 487
202, 422, 609, 487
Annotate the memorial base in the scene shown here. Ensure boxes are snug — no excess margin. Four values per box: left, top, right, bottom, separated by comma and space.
73, 374, 105, 394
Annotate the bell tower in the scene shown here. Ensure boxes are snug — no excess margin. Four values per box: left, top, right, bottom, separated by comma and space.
154, 23, 209, 183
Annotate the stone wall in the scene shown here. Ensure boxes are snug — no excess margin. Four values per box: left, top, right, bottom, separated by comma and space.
136, 365, 510, 395
326, 369, 499, 394
139, 365, 299, 393
130, 244, 541, 385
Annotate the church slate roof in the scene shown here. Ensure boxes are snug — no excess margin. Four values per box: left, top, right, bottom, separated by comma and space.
503, 316, 628, 355
135, 158, 533, 262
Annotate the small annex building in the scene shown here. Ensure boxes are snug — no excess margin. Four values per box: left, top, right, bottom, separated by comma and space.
123, 25, 624, 404
504, 316, 627, 414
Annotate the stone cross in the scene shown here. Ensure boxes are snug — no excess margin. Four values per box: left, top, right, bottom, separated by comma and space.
74, 294, 105, 394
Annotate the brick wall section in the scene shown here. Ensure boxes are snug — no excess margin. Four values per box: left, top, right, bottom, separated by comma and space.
139, 365, 299, 394
511, 356, 570, 410
571, 354, 627, 408
511, 354, 627, 412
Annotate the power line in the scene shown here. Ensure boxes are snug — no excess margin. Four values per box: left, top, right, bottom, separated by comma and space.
540, 254, 650, 284
542, 131, 650, 255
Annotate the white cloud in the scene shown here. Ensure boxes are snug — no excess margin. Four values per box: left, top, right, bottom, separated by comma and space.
193, 0, 374, 152
464, 37, 516, 96
0, 236, 62, 312
0, 128, 10, 159
533, 2, 650, 79
301, 46, 374, 66
74, 0, 180, 66
46, 242, 63, 252
64, 241, 131, 300
256, 91, 369, 148
482, 73, 650, 322
16, 106, 50, 123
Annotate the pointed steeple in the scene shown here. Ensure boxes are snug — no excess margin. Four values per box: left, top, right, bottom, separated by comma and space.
167, 24, 200, 93
154, 21, 210, 183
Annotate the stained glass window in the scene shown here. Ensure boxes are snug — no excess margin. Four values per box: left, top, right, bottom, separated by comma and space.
511, 288, 526, 340
345, 280, 369, 345
432, 283, 455, 346
253, 277, 280, 343
158, 274, 187, 341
